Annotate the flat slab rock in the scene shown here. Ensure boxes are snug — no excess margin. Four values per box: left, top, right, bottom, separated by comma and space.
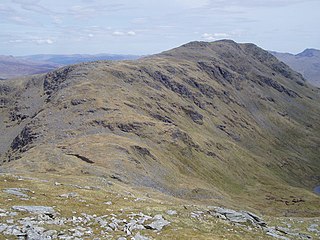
146, 214, 170, 231
12, 206, 55, 215
3, 188, 30, 198
209, 207, 266, 227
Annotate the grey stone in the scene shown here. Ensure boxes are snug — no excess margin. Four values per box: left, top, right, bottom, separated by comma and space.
308, 224, 320, 233
12, 206, 55, 215
153, 214, 164, 220
136, 215, 152, 224
191, 211, 204, 219
3, 188, 30, 198
4, 225, 24, 236
265, 227, 290, 240
166, 210, 177, 215
108, 222, 118, 230
72, 230, 84, 237
146, 215, 170, 231
59, 192, 78, 198
6, 219, 14, 224
44, 229, 58, 237
9, 212, 18, 216
133, 232, 150, 240
58, 234, 73, 239
124, 220, 145, 235
209, 207, 266, 228
0, 223, 8, 233
26, 229, 49, 240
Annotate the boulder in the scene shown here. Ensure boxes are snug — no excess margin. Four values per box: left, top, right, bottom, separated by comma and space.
12, 206, 55, 215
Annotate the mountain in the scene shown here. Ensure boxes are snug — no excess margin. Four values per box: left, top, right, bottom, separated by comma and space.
1, 40, 320, 238
271, 48, 320, 87
0, 55, 58, 79
0, 54, 141, 80
18, 53, 141, 65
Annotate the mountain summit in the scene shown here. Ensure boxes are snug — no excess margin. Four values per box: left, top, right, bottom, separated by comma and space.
271, 48, 320, 87
1, 40, 320, 215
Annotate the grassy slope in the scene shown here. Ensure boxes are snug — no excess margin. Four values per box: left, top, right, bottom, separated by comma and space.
1, 173, 319, 240
0, 40, 319, 217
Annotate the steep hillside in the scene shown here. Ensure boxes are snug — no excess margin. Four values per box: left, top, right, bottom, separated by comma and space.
1, 40, 320, 217
271, 49, 320, 87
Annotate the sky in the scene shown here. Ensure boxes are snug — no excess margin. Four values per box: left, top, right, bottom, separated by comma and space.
0, 0, 319, 56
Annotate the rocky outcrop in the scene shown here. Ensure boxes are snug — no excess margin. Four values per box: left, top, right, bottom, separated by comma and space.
12, 206, 55, 215
198, 62, 234, 85
208, 207, 266, 228
181, 106, 203, 125
258, 75, 299, 97
43, 66, 74, 99
9, 126, 38, 155
207, 207, 313, 240
66, 154, 95, 164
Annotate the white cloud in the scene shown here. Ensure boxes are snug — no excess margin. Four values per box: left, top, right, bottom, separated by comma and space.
52, 16, 63, 24
70, 5, 96, 18
112, 31, 136, 37
206, 0, 317, 9
9, 39, 24, 43
131, 17, 147, 24
201, 32, 230, 41
9, 16, 34, 25
127, 31, 136, 36
174, 0, 210, 8
33, 39, 54, 44
112, 31, 125, 36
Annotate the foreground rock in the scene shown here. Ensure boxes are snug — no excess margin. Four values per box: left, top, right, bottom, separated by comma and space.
209, 207, 266, 228
207, 206, 313, 239
3, 188, 31, 198
12, 206, 55, 215
0, 206, 171, 239
146, 215, 170, 231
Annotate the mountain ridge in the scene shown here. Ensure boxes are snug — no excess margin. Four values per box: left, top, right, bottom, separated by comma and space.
0, 53, 141, 80
271, 48, 320, 87
1, 40, 320, 216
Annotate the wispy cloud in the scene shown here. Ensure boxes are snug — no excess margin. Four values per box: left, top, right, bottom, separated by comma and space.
206, 0, 318, 8
68, 3, 131, 19
32, 38, 54, 45
112, 31, 136, 37
201, 32, 231, 41
127, 31, 136, 36
8, 16, 35, 25
0, 0, 319, 55
174, 0, 210, 9
12, 0, 55, 15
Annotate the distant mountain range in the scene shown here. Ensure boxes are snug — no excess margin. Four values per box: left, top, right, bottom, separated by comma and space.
0, 54, 140, 79
18, 53, 141, 65
0, 55, 58, 79
271, 49, 320, 87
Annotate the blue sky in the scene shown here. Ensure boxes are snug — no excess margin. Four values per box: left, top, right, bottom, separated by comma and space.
0, 0, 319, 55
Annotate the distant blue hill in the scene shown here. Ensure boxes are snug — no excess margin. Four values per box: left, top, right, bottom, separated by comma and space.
18, 54, 141, 65
0, 54, 141, 79
271, 49, 320, 87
